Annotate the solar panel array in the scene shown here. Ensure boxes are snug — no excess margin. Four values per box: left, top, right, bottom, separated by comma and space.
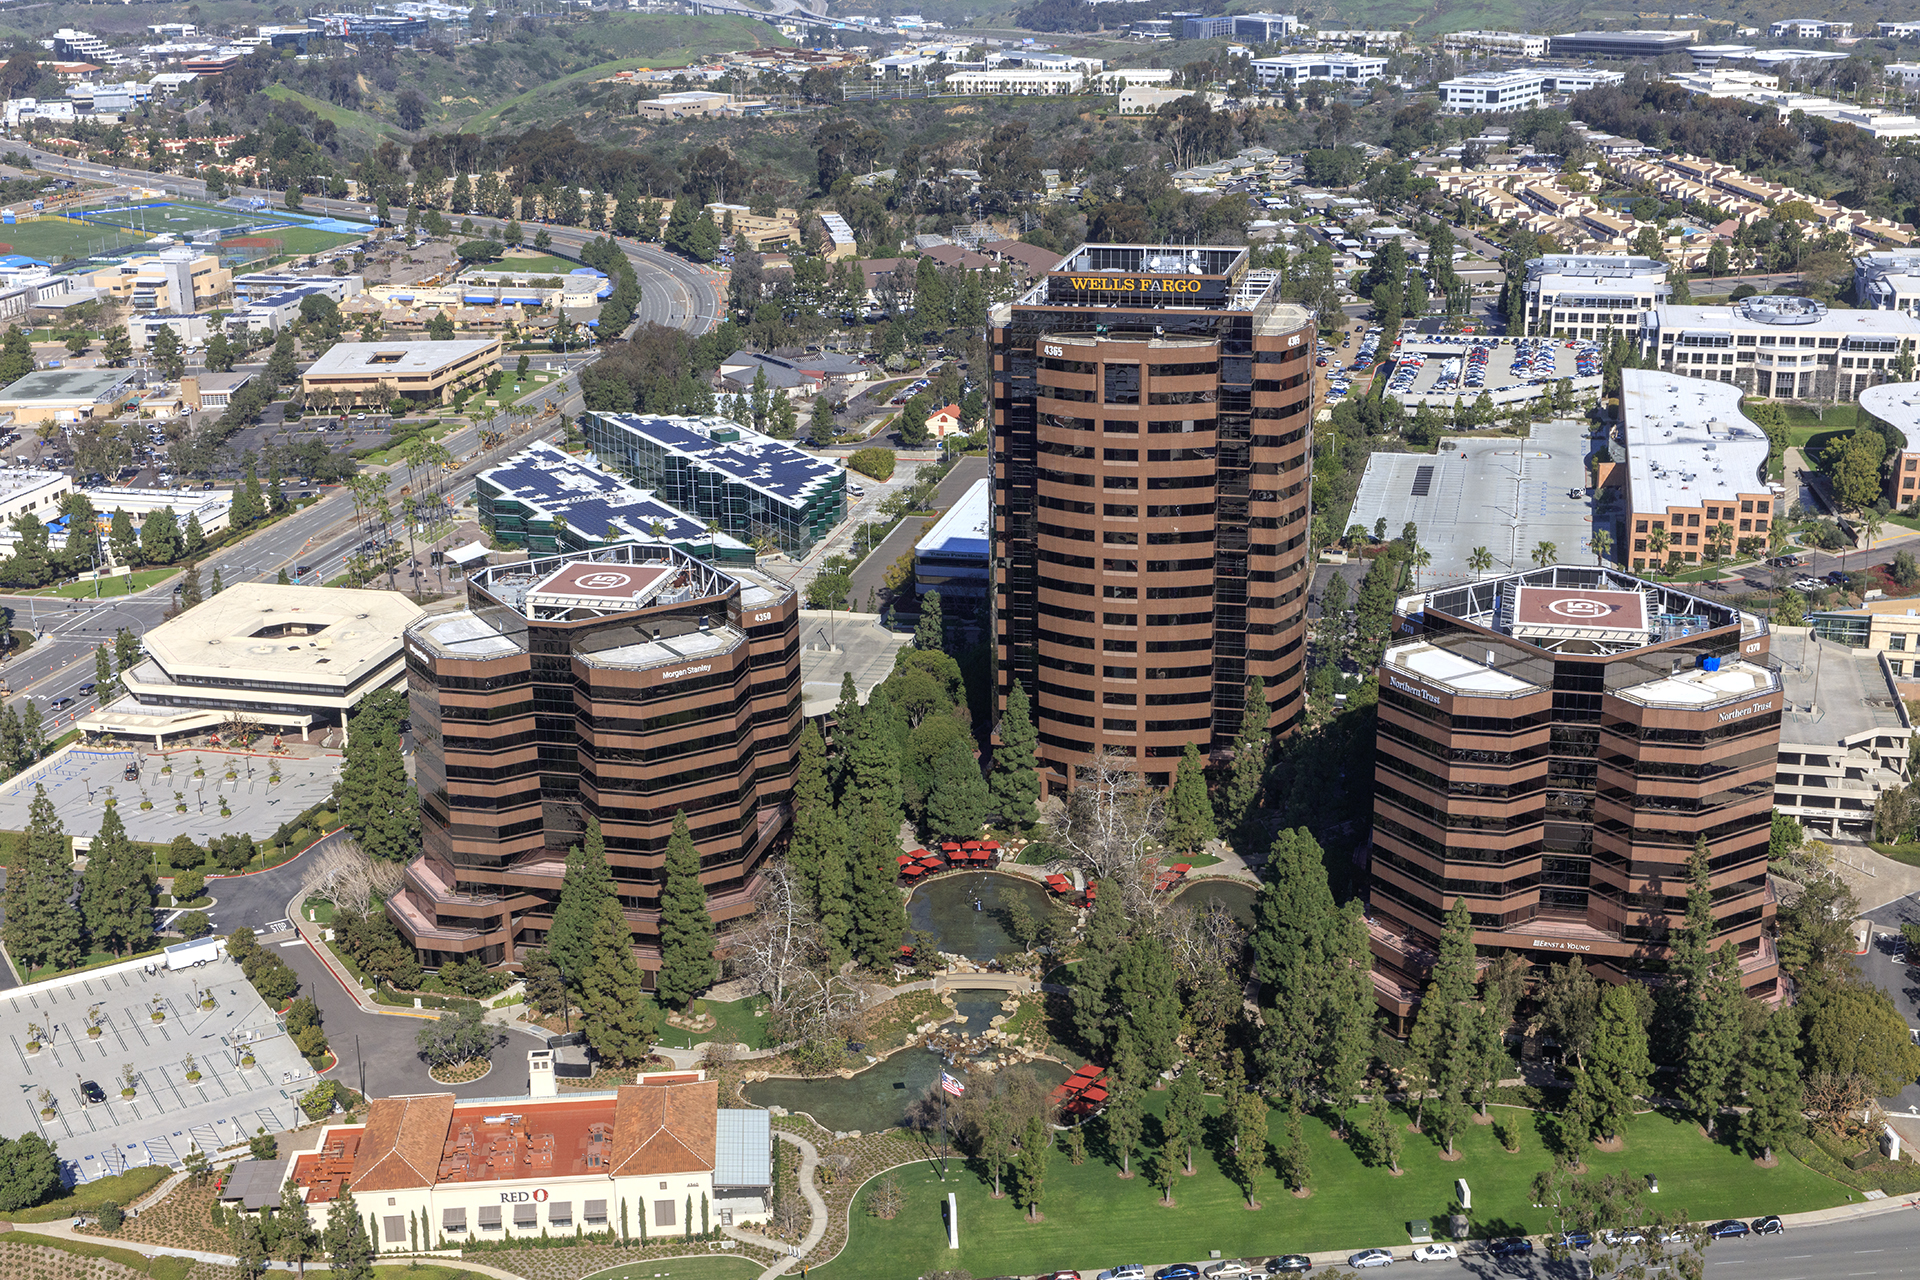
597, 414, 842, 509
477, 440, 750, 552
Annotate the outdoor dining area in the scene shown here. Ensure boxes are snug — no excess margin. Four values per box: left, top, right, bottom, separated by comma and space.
894, 839, 1004, 883
1043, 874, 1096, 909
1154, 863, 1193, 893
1048, 1062, 1111, 1118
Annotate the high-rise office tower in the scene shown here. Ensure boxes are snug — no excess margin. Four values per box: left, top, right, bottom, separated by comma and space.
990, 244, 1317, 790
1370, 567, 1781, 1029
392, 544, 801, 977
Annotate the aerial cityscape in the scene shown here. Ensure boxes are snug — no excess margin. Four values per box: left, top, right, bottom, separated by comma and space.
6, 3, 1920, 1280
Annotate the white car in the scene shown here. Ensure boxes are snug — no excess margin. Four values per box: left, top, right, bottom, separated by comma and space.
1204, 1264, 1252, 1279
1791, 577, 1822, 592
1099, 1268, 1147, 1280
1601, 1229, 1645, 1246
1350, 1251, 1395, 1268
1410, 1245, 1456, 1263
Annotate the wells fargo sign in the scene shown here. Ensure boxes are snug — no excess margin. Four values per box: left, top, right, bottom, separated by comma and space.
1051, 274, 1229, 300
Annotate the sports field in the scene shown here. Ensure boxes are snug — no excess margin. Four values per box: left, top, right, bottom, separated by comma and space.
71, 197, 265, 236
0, 217, 145, 263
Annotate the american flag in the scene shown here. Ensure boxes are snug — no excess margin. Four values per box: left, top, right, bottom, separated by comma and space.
941, 1072, 966, 1096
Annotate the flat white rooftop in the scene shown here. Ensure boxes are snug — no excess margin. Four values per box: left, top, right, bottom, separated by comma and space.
146, 584, 425, 689
1615, 656, 1777, 707
915, 477, 989, 559
1858, 381, 1920, 444
1389, 640, 1535, 694
302, 338, 495, 379
1621, 368, 1767, 513
1648, 297, 1920, 337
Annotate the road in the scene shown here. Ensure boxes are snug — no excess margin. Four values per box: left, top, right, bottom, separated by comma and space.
14, 146, 723, 337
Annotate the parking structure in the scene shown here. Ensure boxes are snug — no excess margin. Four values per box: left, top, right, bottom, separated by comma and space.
0, 950, 315, 1184
1383, 334, 1605, 408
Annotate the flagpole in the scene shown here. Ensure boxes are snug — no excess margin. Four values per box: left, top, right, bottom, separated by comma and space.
941, 1059, 950, 1182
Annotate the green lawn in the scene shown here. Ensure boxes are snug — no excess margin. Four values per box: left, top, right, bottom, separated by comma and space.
269, 226, 372, 258
13, 567, 177, 599
6, 1164, 170, 1221
579, 1257, 764, 1280
819, 1102, 1845, 1278
494, 253, 579, 275
653, 995, 772, 1051
22, 944, 165, 984
0, 216, 144, 263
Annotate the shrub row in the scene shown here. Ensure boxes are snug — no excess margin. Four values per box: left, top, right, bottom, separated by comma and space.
847, 447, 895, 481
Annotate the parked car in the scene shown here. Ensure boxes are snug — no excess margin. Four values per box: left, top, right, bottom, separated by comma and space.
1204, 1264, 1252, 1279
1098, 1268, 1147, 1280
1488, 1239, 1534, 1258
1265, 1259, 1311, 1275
1792, 577, 1823, 591
1707, 1220, 1750, 1239
1601, 1229, 1645, 1246
1750, 1216, 1783, 1236
1559, 1231, 1593, 1252
1042, 1273, 1083, 1280
1349, 1251, 1394, 1269
80, 1080, 105, 1104
1410, 1245, 1456, 1262
1155, 1267, 1199, 1280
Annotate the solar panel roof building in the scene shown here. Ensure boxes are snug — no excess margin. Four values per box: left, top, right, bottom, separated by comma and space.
583, 413, 847, 555
477, 440, 756, 566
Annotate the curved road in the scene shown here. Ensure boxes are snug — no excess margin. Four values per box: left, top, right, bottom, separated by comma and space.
13, 146, 723, 337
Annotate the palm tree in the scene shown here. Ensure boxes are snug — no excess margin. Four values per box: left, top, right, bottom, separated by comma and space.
1864, 508, 1885, 553
1468, 546, 1494, 579
1646, 525, 1670, 576
1410, 547, 1432, 588
1591, 528, 1613, 567
1531, 541, 1558, 569
1711, 520, 1735, 562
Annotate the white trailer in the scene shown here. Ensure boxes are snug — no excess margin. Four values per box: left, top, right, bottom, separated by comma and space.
164, 936, 226, 970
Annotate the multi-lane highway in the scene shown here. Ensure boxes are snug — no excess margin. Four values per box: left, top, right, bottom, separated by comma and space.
14, 147, 724, 337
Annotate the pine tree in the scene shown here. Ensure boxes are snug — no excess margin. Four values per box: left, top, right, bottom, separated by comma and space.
1070, 878, 1127, 1051
1102, 1073, 1143, 1175
323, 1182, 373, 1280
1221, 676, 1270, 845
843, 684, 902, 826
182, 512, 205, 557
1740, 1009, 1803, 1161
829, 672, 862, 796
1367, 1099, 1401, 1173
1231, 1086, 1269, 1206
108, 508, 137, 566
1277, 1104, 1311, 1192
1407, 898, 1478, 1127
988, 680, 1040, 829
1318, 899, 1377, 1116
338, 717, 417, 863
578, 837, 658, 1066
1681, 943, 1748, 1138
814, 827, 853, 964
850, 800, 905, 971
80, 805, 150, 957
1586, 984, 1651, 1143
1252, 826, 1337, 1099
1164, 741, 1217, 854
1113, 935, 1182, 1076
655, 811, 718, 1008
786, 722, 834, 906
179, 561, 204, 611
95, 645, 115, 703
1165, 1071, 1205, 1175
0, 703, 23, 775
925, 737, 988, 841
547, 818, 607, 1000
20, 700, 41, 762
277, 1177, 319, 1275
2, 785, 81, 972
914, 590, 943, 650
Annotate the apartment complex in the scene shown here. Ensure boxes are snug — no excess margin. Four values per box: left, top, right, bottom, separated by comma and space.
1640, 296, 1920, 401
582, 413, 846, 556
1370, 566, 1781, 1028
1519, 254, 1671, 339
392, 545, 801, 974
1548, 29, 1697, 58
1614, 369, 1775, 573
989, 243, 1316, 794
1770, 18, 1850, 39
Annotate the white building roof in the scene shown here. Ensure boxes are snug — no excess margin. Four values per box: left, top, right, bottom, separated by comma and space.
1857, 381, 1920, 446
1621, 367, 1767, 513
1646, 297, 1920, 339
302, 339, 496, 379
145, 584, 425, 693
914, 477, 989, 559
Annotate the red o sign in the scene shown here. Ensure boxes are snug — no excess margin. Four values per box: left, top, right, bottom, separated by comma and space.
533, 1188, 549, 1202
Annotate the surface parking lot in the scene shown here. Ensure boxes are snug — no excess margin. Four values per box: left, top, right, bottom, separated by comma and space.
0, 950, 314, 1183
1384, 336, 1605, 407
0, 747, 340, 845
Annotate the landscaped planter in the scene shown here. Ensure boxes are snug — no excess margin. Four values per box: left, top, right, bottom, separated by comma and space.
120, 1088, 135, 1098
150, 1011, 164, 1023
200, 999, 215, 1011
240, 1054, 255, 1068
25, 1040, 40, 1054
185, 1071, 202, 1083
86, 1026, 102, 1039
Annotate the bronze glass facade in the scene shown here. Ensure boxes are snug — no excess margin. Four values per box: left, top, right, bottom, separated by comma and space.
391, 545, 801, 978
990, 244, 1316, 790
1369, 567, 1782, 1029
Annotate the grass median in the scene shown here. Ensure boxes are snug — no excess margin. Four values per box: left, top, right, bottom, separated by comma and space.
820, 1099, 1843, 1278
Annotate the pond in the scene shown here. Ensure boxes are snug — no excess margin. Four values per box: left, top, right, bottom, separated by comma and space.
906, 871, 1056, 963
1173, 877, 1259, 930
743, 995, 1069, 1132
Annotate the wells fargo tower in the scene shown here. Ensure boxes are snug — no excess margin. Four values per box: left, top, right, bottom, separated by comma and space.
990, 244, 1316, 791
